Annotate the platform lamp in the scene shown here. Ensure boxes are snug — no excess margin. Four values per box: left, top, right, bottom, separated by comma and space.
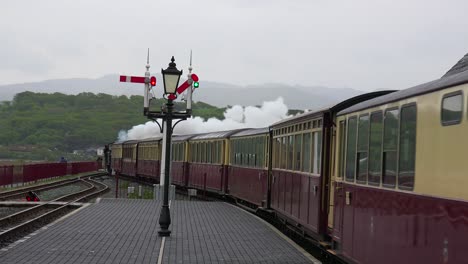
158, 56, 183, 237
161, 56, 183, 96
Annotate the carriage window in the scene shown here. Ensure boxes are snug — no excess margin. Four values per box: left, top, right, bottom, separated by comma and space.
250, 138, 254, 167
190, 143, 194, 162
178, 144, 182, 161
383, 109, 398, 188
368, 112, 383, 185
312, 131, 322, 174
178, 143, 184, 161
345, 117, 357, 181
216, 141, 224, 163
441, 92, 462, 125
302, 133, 311, 173
180, 144, 184, 161
356, 115, 369, 184
208, 142, 213, 163
255, 137, 260, 168
288, 136, 294, 170
282, 137, 287, 169
398, 104, 417, 190
215, 142, 219, 164
218, 141, 221, 164
275, 137, 281, 169
294, 134, 302, 171
172, 145, 176, 161
232, 141, 236, 165
192, 143, 196, 162
338, 120, 346, 178
197, 143, 202, 163
259, 137, 264, 168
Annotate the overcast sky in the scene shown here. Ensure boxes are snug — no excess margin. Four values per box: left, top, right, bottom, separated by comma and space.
1, 0, 467, 91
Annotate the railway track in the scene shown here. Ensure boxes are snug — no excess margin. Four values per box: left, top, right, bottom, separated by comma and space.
0, 172, 105, 201
0, 176, 109, 246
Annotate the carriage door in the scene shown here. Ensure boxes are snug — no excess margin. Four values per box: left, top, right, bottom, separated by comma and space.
341, 116, 358, 256
331, 120, 346, 246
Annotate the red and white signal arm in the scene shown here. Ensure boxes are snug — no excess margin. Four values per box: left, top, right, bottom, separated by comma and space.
119, 75, 146, 84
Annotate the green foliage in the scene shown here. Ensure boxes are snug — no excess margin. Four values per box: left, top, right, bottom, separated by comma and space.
0, 92, 225, 160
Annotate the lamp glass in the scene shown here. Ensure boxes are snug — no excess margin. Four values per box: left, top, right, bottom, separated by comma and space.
163, 74, 180, 94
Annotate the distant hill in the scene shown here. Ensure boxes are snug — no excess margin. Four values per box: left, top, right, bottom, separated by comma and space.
0, 92, 226, 161
0, 75, 366, 110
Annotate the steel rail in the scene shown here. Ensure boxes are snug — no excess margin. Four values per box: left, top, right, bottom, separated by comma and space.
0, 176, 109, 244
0, 172, 105, 201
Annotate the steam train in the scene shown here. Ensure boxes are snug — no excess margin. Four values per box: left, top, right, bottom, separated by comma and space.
110, 58, 468, 263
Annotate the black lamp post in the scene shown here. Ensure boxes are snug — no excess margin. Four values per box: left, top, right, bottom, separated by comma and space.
155, 56, 183, 237
120, 53, 196, 237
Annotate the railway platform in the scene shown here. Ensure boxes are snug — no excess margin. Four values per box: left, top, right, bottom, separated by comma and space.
0, 199, 320, 264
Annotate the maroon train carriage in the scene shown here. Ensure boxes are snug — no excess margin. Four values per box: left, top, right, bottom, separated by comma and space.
228, 128, 270, 208
136, 137, 162, 181
269, 91, 394, 240
330, 62, 468, 264
121, 140, 139, 177
110, 142, 123, 173
171, 134, 197, 188
187, 129, 246, 194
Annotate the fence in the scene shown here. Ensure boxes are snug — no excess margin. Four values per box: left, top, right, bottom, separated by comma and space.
0, 161, 98, 187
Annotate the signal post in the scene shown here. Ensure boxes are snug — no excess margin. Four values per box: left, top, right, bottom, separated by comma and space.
119, 51, 199, 237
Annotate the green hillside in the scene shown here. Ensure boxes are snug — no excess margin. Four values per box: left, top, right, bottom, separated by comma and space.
0, 92, 225, 161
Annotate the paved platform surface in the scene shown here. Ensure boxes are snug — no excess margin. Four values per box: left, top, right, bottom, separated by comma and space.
0, 199, 320, 264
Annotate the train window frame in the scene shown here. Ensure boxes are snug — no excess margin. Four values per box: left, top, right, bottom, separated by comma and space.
207, 142, 212, 164
382, 107, 399, 189
294, 133, 302, 171
398, 103, 417, 191
368, 110, 383, 186
312, 131, 322, 175
282, 137, 287, 169
218, 141, 222, 164
197, 142, 202, 163
441, 90, 463, 126
287, 135, 294, 170
302, 132, 312, 173
275, 137, 281, 169
338, 120, 347, 178
356, 114, 370, 184
345, 116, 358, 182
216, 141, 220, 164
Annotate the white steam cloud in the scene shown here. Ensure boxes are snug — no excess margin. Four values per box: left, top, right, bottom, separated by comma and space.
117, 97, 289, 142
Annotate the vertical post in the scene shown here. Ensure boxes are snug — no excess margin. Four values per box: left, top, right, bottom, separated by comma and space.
144, 49, 150, 115
158, 99, 173, 237
186, 51, 193, 113
115, 172, 119, 198
186, 84, 192, 113
160, 120, 167, 186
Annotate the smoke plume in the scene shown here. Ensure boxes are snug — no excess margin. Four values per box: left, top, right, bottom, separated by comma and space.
117, 97, 289, 142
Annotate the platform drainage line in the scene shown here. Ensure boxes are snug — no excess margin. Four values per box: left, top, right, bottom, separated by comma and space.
157, 200, 172, 264
157, 237, 166, 264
